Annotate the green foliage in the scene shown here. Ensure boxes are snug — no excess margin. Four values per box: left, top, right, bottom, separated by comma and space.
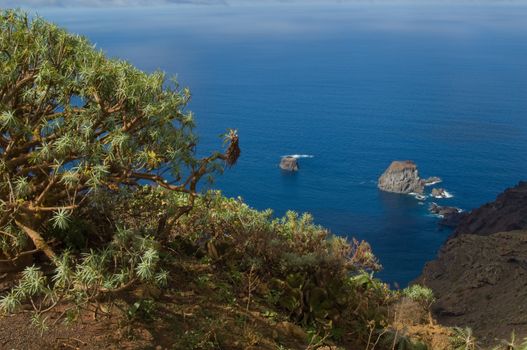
92, 187, 395, 348
402, 285, 435, 307
173, 190, 391, 347
0, 227, 167, 324
30, 313, 50, 335
0, 9, 236, 263
493, 332, 527, 350
51, 208, 72, 230
126, 298, 157, 322
0, 10, 238, 331
377, 330, 428, 350
450, 327, 478, 350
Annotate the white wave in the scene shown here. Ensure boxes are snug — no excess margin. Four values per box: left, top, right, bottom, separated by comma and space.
431, 190, 454, 199
282, 154, 314, 159
409, 192, 427, 201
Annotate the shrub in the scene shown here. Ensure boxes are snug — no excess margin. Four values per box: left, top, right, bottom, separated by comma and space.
0, 9, 238, 324
402, 285, 435, 307
492, 332, 527, 350
0, 9, 239, 264
169, 190, 392, 347
402, 284, 435, 326
450, 327, 478, 350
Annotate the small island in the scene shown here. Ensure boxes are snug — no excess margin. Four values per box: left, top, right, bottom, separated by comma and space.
378, 160, 425, 194
279, 156, 299, 171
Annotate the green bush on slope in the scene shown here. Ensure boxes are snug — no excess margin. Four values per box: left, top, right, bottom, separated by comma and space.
0, 7, 236, 334
90, 187, 393, 345
0, 8, 238, 266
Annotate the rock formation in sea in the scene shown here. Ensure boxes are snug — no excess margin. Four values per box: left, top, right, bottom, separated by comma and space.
279, 156, 299, 171
418, 181, 527, 346
428, 203, 466, 227
431, 188, 449, 198
423, 176, 442, 186
429, 203, 459, 217
378, 160, 424, 194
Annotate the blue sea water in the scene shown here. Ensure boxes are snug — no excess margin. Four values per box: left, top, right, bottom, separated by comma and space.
35, 3, 527, 286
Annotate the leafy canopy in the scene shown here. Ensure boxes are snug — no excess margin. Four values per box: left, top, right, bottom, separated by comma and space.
0, 10, 238, 261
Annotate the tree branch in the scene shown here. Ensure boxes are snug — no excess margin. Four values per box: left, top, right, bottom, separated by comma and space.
15, 219, 56, 263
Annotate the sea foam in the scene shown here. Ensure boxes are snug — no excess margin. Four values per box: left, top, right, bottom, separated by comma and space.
431, 190, 454, 199
282, 154, 315, 159
409, 192, 427, 201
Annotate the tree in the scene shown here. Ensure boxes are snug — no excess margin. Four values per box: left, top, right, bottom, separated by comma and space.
0, 10, 239, 266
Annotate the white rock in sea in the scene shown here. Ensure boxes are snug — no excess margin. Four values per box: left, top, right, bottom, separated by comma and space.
378, 160, 424, 194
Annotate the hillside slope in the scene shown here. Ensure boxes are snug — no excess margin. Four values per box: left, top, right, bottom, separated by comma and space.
419, 181, 527, 346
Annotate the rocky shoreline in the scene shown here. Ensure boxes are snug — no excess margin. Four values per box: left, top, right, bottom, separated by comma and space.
452, 181, 527, 237
418, 181, 527, 345
377, 161, 527, 345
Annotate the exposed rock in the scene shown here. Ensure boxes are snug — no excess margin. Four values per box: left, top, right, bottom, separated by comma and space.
428, 203, 466, 227
418, 181, 527, 346
429, 203, 460, 217
423, 176, 442, 186
417, 230, 527, 346
279, 156, 298, 171
431, 188, 448, 198
378, 160, 424, 194
454, 181, 527, 236
440, 211, 468, 227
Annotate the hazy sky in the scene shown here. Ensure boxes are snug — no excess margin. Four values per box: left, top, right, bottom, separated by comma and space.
2, 0, 226, 6
2, 0, 523, 7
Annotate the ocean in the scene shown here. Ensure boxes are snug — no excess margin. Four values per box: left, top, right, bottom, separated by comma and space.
34, 3, 527, 286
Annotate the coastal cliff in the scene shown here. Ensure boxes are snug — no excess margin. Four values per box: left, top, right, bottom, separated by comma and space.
453, 181, 527, 237
418, 181, 527, 345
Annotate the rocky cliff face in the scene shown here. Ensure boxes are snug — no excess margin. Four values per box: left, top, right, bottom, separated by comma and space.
453, 181, 527, 236
418, 181, 527, 346
419, 231, 527, 345
378, 160, 424, 194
